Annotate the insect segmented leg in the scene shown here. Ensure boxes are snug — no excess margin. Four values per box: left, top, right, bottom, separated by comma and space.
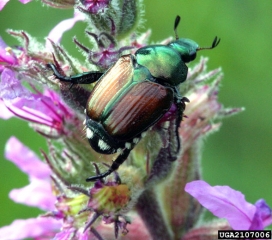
47, 63, 104, 85
86, 148, 132, 181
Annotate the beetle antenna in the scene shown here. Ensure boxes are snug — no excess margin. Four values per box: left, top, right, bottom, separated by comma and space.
174, 15, 181, 40
197, 36, 221, 51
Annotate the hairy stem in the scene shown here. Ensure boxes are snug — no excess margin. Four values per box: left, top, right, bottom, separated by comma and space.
136, 188, 173, 240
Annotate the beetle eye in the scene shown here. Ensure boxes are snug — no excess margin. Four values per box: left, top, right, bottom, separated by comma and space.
190, 52, 196, 61
182, 51, 196, 63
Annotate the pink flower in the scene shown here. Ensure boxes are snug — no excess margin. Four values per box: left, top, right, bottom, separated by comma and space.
80, 0, 110, 14
0, 37, 18, 72
0, 68, 74, 137
74, 31, 134, 70
5, 137, 55, 209
0, 0, 32, 11
0, 99, 13, 119
0, 218, 61, 239
0, 137, 61, 239
88, 43, 131, 69
46, 12, 85, 50
185, 180, 272, 230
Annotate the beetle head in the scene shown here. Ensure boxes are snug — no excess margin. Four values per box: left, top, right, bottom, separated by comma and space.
171, 15, 220, 63
169, 38, 199, 63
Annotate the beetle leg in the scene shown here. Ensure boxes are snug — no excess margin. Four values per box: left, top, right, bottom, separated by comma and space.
47, 64, 104, 112
169, 90, 189, 159
86, 148, 132, 181
47, 63, 103, 85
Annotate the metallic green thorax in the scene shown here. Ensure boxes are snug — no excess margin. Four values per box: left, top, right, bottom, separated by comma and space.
135, 38, 199, 86
135, 45, 188, 86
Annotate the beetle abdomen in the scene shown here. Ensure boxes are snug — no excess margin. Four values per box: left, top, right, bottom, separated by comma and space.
103, 81, 174, 141
86, 118, 123, 154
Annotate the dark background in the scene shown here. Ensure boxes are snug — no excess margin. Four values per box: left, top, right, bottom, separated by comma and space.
1, 0, 272, 229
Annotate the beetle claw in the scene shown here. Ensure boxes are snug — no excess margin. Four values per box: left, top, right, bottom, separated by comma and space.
182, 97, 190, 103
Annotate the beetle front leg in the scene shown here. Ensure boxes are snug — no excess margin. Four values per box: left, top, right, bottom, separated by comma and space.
86, 148, 132, 182
47, 63, 104, 112
47, 63, 103, 85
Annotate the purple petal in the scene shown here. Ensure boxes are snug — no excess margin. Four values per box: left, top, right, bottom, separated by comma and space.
83, 0, 110, 14
185, 180, 256, 230
2, 95, 70, 136
9, 177, 56, 210
0, 99, 13, 119
5, 137, 51, 179
0, 49, 17, 65
5, 137, 56, 210
19, 0, 32, 4
6, 95, 63, 126
1, 69, 70, 131
0, 37, 7, 49
53, 228, 76, 240
46, 12, 85, 50
0, 38, 18, 69
0, 68, 32, 100
255, 199, 272, 222
0, 218, 61, 239
0, 0, 9, 11
249, 199, 272, 230
0, 37, 18, 68
249, 211, 264, 230
43, 89, 72, 117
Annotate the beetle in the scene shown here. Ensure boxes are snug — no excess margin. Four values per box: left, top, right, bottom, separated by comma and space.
47, 16, 220, 181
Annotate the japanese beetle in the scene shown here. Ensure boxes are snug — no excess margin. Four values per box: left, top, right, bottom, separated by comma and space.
47, 16, 220, 181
